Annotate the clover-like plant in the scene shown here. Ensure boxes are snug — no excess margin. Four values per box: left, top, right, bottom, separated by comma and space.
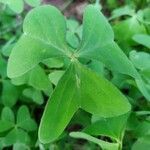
7, 4, 150, 143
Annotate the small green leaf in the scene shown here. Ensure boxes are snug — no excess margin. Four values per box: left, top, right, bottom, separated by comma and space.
1, 107, 15, 123
48, 70, 65, 85
17, 106, 37, 131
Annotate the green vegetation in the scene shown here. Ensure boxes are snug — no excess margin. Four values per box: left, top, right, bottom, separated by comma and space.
0, 0, 150, 149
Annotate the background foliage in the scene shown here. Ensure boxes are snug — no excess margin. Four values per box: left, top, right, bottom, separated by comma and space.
0, 0, 150, 149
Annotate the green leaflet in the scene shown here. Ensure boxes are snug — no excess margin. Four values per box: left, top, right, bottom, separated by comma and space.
39, 62, 131, 143
76, 62, 131, 117
7, 5, 71, 78
0, 107, 15, 133
39, 64, 79, 143
48, 70, 65, 86
17, 106, 37, 131
77, 5, 137, 78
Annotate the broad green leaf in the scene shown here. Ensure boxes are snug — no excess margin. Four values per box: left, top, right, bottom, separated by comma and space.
70, 132, 119, 150
84, 113, 129, 141
39, 62, 131, 143
12, 65, 51, 91
132, 34, 150, 49
39, 64, 79, 143
7, 5, 70, 78
77, 5, 137, 78
75, 62, 131, 117
78, 5, 114, 53
17, 106, 37, 131
25, 0, 41, 7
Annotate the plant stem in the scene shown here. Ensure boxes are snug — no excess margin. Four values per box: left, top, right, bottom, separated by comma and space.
118, 141, 122, 150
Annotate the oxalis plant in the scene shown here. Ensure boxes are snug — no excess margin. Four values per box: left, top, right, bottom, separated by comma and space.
7, 2, 150, 150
